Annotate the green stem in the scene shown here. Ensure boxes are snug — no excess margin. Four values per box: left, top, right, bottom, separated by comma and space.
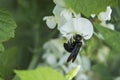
28, 24, 58, 69
28, 24, 40, 69
28, 54, 40, 69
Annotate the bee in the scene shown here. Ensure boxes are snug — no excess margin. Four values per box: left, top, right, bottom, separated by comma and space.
64, 34, 82, 62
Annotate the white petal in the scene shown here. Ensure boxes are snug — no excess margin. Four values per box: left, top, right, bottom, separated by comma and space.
59, 17, 94, 40
106, 23, 115, 30
60, 9, 72, 21
43, 16, 56, 29
100, 21, 115, 30
114, 77, 120, 80
53, 6, 72, 29
43, 53, 57, 66
53, 0, 65, 7
91, 14, 96, 18
57, 9, 72, 29
73, 17, 94, 40
53, 5, 66, 28
98, 6, 112, 21
76, 74, 88, 80
58, 53, 69, 65
59, 20, 74, 39
53, 5, 64, 17
57, 16, 66, 28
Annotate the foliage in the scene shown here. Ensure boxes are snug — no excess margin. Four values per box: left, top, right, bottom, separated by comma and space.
0, 0, 119, 80
94, 23, 120, 53
15, 67, 65, 80
0, 47, 19, 79
0, 77, 3, 80
65, 0, 118, 17
0, 9, 16, 52
92, 64, 112, 80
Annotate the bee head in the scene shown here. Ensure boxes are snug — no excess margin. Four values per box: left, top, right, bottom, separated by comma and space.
74, 34, 82, 42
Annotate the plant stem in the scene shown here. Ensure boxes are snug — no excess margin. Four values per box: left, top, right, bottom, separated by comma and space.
28, 53, 40, 69
28, 23, 40, 69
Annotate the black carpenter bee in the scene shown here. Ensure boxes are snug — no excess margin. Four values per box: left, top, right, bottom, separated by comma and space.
64, 34, 82, 62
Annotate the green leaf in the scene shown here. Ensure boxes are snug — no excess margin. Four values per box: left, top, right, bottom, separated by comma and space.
64, 0, 118, 17
0, 9, 17, 51
0, 43, 4, 52
92, 64, 112, 80
0, 47, 18, 78
94, 23, 120, 53
0, 9, 17, 42
0, 77, 3, 80
65, 65, 80, 80
15, 67, 65, 80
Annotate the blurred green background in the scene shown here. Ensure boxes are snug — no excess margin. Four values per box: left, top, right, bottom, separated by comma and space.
0, 0, 58, 79
0, 0, 120, 80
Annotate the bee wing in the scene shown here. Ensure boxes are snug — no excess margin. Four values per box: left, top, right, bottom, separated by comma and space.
67, 42, 82, 62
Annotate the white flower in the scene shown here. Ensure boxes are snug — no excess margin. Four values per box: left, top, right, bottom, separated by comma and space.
76, 73, 88, 80
42, 38, 92, 80
114, 77, 120, 80
43, 1, 94, 40
43, 16, 56, 29
58, 53, 69, 66
52, 5, 72, 29
43, 38, 65, 57
98, 6, 112, 21
100, 21, 115, 30
97, 46, 110, 63
98, 6, 115, 30
57, 8, 72, 29
43, 5, 72, 29
43, 52, 57, 66
59, 17, 94, 40
53, 5, 64, 17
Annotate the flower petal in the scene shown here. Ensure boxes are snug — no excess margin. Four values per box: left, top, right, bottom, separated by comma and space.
98, 6, 112, 21
43, 16, 56, 29
60, 9, 72, 21
57, 9, 73, 30
43, 53, 57, 66
91, 14, 96, 18
53, 6, 73, 29
59, 17, 94, 40
59, 20, 74, 39
106, 23, 115, 30
73, 17, 94, 40
100, 21, 115, 30
53, 5, 64, 17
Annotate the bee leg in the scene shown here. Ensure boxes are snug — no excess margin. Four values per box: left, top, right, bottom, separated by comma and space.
67, 42, 82, 62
